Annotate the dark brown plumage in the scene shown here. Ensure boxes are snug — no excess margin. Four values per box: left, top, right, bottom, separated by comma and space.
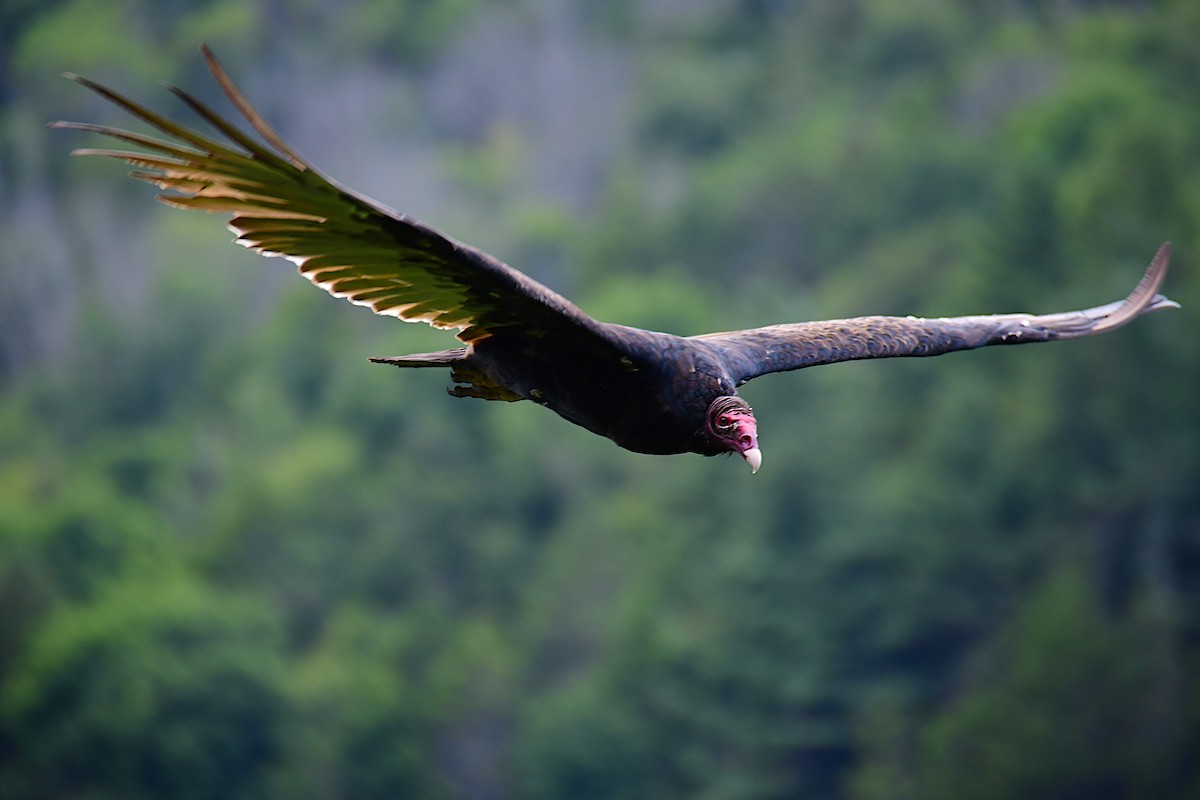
53, 46, 1178, 473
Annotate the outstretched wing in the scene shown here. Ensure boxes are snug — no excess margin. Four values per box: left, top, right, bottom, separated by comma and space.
52, 45, 609, 347
698, 243, 1178, 385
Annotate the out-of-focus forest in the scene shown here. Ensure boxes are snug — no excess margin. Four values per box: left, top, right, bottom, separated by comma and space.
1, 0, 1198, 798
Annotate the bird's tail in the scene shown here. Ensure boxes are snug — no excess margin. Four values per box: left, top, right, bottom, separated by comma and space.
368, 348, 468, 368
370, 348, 523, 401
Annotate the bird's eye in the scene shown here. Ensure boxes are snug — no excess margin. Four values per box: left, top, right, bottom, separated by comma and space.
717, 415, 732, 429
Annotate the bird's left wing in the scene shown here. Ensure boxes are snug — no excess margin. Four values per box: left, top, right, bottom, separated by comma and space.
696, 243, 1178, 385
52, 45, 616, 349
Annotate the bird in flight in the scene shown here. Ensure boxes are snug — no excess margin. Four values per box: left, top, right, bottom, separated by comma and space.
54, 46, 1178, 474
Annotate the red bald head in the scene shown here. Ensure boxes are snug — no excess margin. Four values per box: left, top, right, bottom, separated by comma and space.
705, 396, 762, 473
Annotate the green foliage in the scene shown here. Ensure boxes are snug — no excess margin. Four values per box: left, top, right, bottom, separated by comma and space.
270, 607, 451, 799
2, 1, 1199, 798
919, 566, 1178, 800
14, 0, 175, 81
1, 579, 285, 800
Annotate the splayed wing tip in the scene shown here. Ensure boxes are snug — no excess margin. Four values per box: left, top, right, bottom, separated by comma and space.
1097, 241, 1176, 331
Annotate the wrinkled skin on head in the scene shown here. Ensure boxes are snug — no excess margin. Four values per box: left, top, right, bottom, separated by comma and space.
705, 396, 762, 473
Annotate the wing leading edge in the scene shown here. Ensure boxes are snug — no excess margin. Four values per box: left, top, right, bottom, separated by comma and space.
698, 242, 1177, 385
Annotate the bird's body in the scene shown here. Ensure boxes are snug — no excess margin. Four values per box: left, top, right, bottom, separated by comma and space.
54, 46, 1178, 473
380, 325, 738, 456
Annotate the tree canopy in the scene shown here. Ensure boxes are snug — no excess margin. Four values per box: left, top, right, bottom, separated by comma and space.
1, 1, 1198, 798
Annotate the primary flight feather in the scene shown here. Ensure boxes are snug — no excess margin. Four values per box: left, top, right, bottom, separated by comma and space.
53, 45, 1179, 473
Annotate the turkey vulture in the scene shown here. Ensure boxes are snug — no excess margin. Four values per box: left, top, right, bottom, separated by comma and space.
53, 46, 1178, 474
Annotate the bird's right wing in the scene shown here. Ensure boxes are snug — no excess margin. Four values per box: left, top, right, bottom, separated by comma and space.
697, 243, 1178, 385
52, 45, 615, 350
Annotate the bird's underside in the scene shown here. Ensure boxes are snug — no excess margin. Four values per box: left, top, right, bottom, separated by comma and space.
53, 45, 1179, 472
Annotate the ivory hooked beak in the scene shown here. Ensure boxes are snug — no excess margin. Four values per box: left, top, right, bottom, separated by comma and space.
743, 447, 762, 475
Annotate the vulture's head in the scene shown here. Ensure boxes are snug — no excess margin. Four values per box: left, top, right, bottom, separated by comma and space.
706, 396, 762, 473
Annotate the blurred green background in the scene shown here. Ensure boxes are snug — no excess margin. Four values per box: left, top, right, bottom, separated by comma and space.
2, 1, 1199, 798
